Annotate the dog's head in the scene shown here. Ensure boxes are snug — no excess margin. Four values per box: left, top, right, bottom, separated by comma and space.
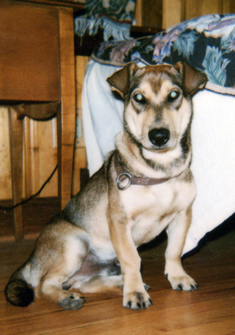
107, 62, 207, 153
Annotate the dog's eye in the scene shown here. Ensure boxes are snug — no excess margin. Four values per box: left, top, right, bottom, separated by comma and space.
168, 91, 180, 102
133, 93, 146, 104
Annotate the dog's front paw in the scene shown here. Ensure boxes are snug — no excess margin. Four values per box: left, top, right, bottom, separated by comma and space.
59, 292, 85, 310
123, 291, 153, 310
166, 273, 198, 291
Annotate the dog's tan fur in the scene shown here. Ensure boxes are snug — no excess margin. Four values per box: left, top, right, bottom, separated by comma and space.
5, 62, 207, 310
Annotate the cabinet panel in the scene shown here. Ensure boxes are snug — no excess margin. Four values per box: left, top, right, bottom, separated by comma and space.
0, 2, 60, 102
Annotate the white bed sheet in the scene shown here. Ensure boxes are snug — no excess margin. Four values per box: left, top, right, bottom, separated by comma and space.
82, 59, 235, 255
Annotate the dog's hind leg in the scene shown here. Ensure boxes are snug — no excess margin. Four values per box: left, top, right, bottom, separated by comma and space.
36, 233, 89, 310
164, 208, 198, 291
78, 275, 150, 296
79, 275, 123, 295
38, 272, 85, 310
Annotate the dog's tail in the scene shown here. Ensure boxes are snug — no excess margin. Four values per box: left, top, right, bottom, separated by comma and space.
5, 264, 34, 307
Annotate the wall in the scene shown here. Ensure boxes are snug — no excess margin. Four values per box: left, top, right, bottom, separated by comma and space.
162, 0, 235, 29
134, 0, 234, 29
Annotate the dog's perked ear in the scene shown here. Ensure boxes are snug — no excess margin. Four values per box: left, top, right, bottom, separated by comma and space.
174, 61, 207, 96
107, 62, 139, 99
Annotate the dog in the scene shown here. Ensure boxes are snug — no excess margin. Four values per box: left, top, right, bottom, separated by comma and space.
5, 61, 207, 310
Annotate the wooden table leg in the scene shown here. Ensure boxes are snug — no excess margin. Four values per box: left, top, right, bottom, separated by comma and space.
8, 108, 24, 241
57, 8, 76, 209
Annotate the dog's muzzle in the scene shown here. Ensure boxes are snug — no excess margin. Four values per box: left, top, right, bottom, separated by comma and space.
148, 128, 170, 147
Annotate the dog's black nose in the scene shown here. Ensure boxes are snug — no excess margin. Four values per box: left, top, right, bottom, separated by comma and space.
148, 128, 170, 147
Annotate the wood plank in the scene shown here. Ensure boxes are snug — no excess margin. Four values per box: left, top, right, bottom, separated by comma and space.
134, 0, 143, 26
76, 56, 89, 111
162, 0, 184, 29
57, 7, 76, 209
222, 0, 235, 13
8, 108, 24, 241
134, 0, 162, 29
24, 117, 33, 198
23, 117, 58, 199
73, 147, 87, 195
73, 56, 89, 194
75, 55, 89, 148
0, 107, 12, 200
185, 0, 222, 20
36, 119, 58, 198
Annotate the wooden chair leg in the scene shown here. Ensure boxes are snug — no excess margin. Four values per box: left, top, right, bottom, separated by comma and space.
58, 8, 76, 209
8, 107, 24, 241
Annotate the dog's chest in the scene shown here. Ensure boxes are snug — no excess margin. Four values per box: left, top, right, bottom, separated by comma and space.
119, 181, 193, 245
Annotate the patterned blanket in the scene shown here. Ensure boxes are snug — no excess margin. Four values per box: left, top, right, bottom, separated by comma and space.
92, 14, 235, 94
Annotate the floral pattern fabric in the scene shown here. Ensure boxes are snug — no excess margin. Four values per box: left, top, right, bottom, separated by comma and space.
75, 0, 136, 41
92, 14, 235, 92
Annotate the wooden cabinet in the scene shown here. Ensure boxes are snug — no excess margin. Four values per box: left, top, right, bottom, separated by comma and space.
0, 0, 80, 240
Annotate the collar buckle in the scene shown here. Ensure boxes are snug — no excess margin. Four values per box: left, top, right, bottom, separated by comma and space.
116, 172, 132, 190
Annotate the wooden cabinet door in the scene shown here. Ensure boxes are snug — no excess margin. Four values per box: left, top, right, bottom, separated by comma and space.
0, 2, 60, 102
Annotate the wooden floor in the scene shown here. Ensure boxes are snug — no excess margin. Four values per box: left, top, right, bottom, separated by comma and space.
0, 197, 60, 241
0, 199, 234, 334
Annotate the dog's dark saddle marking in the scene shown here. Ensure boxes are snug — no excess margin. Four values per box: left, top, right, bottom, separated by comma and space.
114, 153, 178, 190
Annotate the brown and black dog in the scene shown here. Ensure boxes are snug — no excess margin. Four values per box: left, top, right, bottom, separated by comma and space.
5, 62, 207, 310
